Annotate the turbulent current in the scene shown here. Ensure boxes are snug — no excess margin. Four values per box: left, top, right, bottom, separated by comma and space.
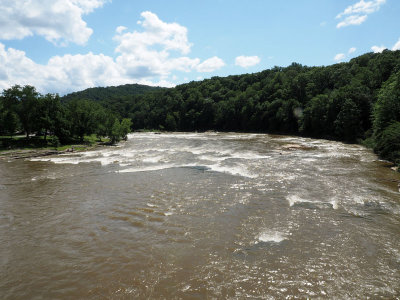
0, 132, 399, 299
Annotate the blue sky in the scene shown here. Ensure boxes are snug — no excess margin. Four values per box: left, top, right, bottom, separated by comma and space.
0, 0, 399, 95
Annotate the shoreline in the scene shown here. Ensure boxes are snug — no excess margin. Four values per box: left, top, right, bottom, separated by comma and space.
0, 143, 107, 160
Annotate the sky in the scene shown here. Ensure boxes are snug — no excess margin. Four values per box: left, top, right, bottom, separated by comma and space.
0, 0, 399, 95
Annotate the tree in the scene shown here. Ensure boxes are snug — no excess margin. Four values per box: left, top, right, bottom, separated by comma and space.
37, 93, 63, 141
67, 100, 98, 141
374, 121, 400, 165
334, 98, 362, 142
300, 94, 329, 137
373, 71, 400, 136
120, 118, 132, 140
2, 85, 39, 138
108, 118, 132, 144
18, 85, 39, 138
53, 105, 71, 144
3, 111, 19, 136
165, 113, 177, 131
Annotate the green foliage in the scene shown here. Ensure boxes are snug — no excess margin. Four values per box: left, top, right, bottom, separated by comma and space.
109, 118, 132, 144
372, 70, 400, 164
301, 94, 329, 137
165, 113, 177, 131
334, 98, 363, 142
374, 122, 400, 165
120, 118, 132, 140
62, 84, 164, 103
3, 111, 19, 136
0, 84, 132, 148
373, 71, 400, 136
51, 136, 60, 148
2, 85, 40, 137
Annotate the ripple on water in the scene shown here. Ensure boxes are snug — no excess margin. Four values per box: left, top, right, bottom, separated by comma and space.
8, 132, 398, 299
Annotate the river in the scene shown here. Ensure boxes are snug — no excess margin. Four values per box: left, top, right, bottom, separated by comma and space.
0, 132, 399, 299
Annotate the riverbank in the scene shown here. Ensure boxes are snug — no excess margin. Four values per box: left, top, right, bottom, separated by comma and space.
0, 135, 110, 160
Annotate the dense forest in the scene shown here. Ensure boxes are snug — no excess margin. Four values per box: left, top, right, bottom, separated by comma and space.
1, 50, 400, 167
62, 84, 163, 103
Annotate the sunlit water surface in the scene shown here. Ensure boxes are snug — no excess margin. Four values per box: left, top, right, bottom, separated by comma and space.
0, 132, 399, 299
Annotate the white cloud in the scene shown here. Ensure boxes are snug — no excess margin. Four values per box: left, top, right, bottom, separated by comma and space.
392, 38, 400, 51
334, 53, 346, 62
336, 0, 385, 28
334, 47, 357, 62
337, 0, 385, 18
348, 47, 357, 54
369, 38, 400, 53
0, 43, 130, 94
0, 12, 227, 94
110, 10, 227, 76
0, 0, 108, 46
235, 56, 261, 68
116, 26, 127, 34
196, 57, 225, 72
371, 45, 386, 53
71, 0, 109, 13
337, 15, 368, 28
116, 11, 192, 55
113, 11, 210, 77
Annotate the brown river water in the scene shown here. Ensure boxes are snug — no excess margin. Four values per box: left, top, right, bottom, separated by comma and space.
0, 132, 399, 299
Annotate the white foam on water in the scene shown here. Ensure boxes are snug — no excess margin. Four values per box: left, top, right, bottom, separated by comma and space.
257, 230, 287, 243
229, 152, 271, 160
198, 154, 228, 162
330, 198, 339, 210
287, 194, 338, 209
118, 164, 176, 173
43, 156, 82, 164
287, 195, 311, 207
207, 164, 258, 178
142, 155, 164, 163
352, 195, 366, 205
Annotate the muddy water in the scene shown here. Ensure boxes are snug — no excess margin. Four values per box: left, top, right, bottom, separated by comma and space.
0, 132, 399, 299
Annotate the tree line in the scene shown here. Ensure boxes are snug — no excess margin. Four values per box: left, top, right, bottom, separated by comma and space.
0, 85, 131, 145
1, 50, 399, 166
64, 50, 400, 166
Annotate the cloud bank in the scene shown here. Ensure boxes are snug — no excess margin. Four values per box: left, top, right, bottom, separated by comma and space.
0, 11, 226, 94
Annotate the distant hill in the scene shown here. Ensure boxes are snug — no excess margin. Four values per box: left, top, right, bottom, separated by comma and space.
61, 84, 165, 102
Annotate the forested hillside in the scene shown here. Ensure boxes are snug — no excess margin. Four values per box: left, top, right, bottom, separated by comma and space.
72, 50, 399, 165
62, 84, 164, 102
1, 50, 400, 166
